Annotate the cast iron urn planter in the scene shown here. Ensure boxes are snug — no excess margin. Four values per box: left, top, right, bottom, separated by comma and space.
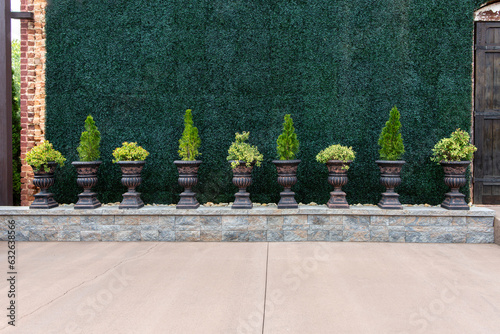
72, 161, 102, 209
376, 160, 405, 210
440, 161, 470, 210
174, 160, 202, 209
30, 162, 59, 209
230, 161, 255, 209
326, 160, 352, 209
117, 161, 145, 209
272, 160, 300, 209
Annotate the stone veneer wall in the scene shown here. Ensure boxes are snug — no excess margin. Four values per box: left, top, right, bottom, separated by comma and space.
19, 0, 47, 206
0, 206, 495, 243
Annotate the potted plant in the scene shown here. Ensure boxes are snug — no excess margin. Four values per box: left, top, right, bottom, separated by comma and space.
25, 140, 66, 209
174, 109, 202, 209
316, 144, 356, 208
112, 142, 149, 209
227, 132, 263, 209
273, 114, 300, 209
431, 129, 477, 210
72, 115, 102, 209
376, 106, 405, 209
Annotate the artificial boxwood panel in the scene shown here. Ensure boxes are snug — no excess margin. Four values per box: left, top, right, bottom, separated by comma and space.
45, 0, 484, 205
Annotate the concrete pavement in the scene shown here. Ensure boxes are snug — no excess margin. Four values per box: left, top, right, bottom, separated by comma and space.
1, 242, 500, 334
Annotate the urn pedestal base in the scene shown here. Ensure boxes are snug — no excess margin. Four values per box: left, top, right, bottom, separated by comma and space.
441, 192, 469, 210
119, 192, 144, 209
233, 191, 252, 209
177, 190, 200, 209
30, 192, 58, 209
327, 190, 349, 209
75, 192, 101, 209
378, 192, 403, 210
278, 191, 298, 209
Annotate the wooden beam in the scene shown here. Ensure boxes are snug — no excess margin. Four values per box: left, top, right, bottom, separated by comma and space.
0, 0, 12, 205
10, 11, 33, 20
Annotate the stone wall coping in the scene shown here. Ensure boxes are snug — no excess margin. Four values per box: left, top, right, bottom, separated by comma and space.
0, 205, 495, 217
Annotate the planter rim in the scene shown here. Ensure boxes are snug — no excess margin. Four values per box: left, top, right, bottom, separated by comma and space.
71, 160, 102, 165
375, 160, 406, 165
439, 160, 471, 165
325, 160, 352, 164
272, 159, 301, 164
174, 160, 202, 165
228, 160, 256, 165
116, 160, 146, 165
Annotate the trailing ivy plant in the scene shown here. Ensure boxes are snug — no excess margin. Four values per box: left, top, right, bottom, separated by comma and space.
77, 115, 101, 161
431, 129, 477, 163
227, 132, 263, 169
316, 144, 356, 169
25, 141, 66, 172
378, 106, 405, 160
112, 142, 149, 162
178, 109, 201, 161
276, 114, 299, 160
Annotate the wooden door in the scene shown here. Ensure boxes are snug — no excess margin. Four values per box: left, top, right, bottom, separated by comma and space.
474, 22, 500, 204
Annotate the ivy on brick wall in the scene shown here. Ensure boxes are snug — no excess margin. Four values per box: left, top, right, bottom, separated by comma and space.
45, 0, 484, 205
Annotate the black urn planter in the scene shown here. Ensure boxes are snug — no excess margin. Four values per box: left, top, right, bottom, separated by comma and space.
30, 162, 59, 209
117, 161, 145, 209
230, 161, 255, 209
273, 159, 300, 209
440, 161, 470, 210
72, 161, 102, 209
174, 160, 202, 209
376, 160, 405, 210
326, 160, 352, 209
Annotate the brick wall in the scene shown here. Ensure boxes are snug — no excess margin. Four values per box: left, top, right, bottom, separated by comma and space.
20, 0, 47, 206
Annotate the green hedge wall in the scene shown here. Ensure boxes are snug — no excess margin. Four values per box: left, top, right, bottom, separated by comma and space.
45, 0, 484, 205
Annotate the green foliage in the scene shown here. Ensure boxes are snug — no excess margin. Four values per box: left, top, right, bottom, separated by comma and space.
112, 142, 149, 162
11, 40, 20, 96
26, 141, 66, 172
178, 109, 201, 160
316, 144, 356, 164
378, 106, 405, 161
227, 132, 263, 169
45, 0, 483, 204
12, 74, 21, 205
276, 114, 299, 160
77, 115, 101, 161
431, 129, 477, 163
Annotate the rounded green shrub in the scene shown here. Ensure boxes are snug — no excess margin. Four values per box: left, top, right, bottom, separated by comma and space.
112, 142, 149, 162
431, 129, 477, 163
227, 132, 263, 169
26, 141, 66, 172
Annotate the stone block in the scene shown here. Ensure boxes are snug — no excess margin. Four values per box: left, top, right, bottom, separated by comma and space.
284, 230, 307, 242
222, 216, 249, 231
308, 215, 330, 228
468, 226, 494, 233
267, 216, 284, 230
222, 231, 249, 242
283, 215, 307, 227
115, 231, 141, 241
371, 216, 405, 226
248, 216, 267, 230
405, 217, 433, 226
201, 231, 222, 242
57, 231, 80, 241
343, 230, 370, 242
175, 216, 201, 231
199, 216, 222, 231
330, 216, 343, 225
406, 232, 431, 243
388, 230, 405, 243
81, 216, 115, 227
467, 217, 494, 227
370, 226, 389, 242
248, 231, 267, 242
15, 230, 29, 241
467, 232, 494, 244
81, 231, 102, 242
308, 230, 328, 241
141, 230, 159, 241
159, 230, 175, 241
267, 230, 284, 242
176, 231, 201, 242
343, 216, 370, 229
158, 216, 175, 230
451, 217, 467, 226
101, 231, 115, 242
328, 226, 343, 241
